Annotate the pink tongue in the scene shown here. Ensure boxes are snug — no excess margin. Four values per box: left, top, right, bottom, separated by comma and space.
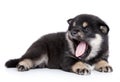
75, 41, 87, 57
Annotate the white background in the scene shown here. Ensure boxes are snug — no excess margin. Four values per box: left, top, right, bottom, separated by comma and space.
0, 0, 120, 82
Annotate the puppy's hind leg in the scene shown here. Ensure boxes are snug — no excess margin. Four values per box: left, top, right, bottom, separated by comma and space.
17, 38, 49, 71
33, 54, 48, 68
17, 59, 33, 71
17, 54, 48, 71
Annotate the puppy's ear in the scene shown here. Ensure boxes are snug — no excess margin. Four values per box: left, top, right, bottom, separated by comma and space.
100, 25, 109, 34
99, 20, 109, 34
67, 19, 73, 24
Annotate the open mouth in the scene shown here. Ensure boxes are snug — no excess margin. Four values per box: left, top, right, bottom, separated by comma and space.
75, 41, 88, 58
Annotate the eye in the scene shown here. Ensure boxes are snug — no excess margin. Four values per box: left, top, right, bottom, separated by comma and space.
84, 27, 89, 31
86, 28, 89, 31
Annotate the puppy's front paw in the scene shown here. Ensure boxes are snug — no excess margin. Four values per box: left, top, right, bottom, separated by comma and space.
96, 65, 113, 72
17, 59, 33, 71
72, 61, 91, 75
76, 68, 91, 75
95, 60, 113, 73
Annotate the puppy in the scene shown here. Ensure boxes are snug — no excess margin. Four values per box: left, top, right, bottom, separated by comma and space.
5, 14, 113, 75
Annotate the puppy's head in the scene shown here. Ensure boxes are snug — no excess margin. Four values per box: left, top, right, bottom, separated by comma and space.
66, 14, 109, 58
67, 14, 109, 43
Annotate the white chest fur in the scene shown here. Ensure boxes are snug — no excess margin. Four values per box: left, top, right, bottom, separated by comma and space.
85, 34, 103, 61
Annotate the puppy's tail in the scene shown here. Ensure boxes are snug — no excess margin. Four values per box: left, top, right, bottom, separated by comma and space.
5, 59, 20, 68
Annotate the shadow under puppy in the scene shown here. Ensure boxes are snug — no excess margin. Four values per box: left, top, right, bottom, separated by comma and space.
5, 14, 113, 75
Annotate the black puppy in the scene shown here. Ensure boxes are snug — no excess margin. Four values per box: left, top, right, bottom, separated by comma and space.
5, 14, 113, 75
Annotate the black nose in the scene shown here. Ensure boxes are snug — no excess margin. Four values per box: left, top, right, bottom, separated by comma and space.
71, 31, 78, 36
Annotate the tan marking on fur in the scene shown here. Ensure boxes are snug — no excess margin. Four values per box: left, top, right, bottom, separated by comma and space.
78, 32, 84, 39
19, 59, 33, 69
83, 22, 88, 27
73, 22, 76, 26
72, 61, 89, 73
100, 26, 107, 33
94, 60, 110, 71
66, 32, 75, 54
34, 54, 48, 67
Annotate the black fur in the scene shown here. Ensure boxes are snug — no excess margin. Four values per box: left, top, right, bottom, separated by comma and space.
5, 14, 112, 74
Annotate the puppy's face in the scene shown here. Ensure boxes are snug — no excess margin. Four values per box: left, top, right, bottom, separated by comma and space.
67, 14, 109, 44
